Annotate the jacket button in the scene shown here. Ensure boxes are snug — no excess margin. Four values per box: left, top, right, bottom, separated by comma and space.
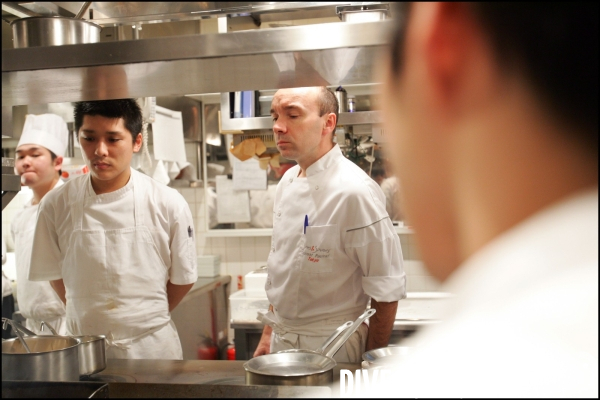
277, 212, 281, 217
315, 185, 319, 190
289, 178, 293, 183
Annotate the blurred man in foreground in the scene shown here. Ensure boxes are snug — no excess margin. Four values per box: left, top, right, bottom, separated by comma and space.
373, 2, 598, 397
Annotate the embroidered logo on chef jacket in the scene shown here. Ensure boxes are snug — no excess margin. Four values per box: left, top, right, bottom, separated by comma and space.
301, 245, 331, 263
298, 224, 338, 273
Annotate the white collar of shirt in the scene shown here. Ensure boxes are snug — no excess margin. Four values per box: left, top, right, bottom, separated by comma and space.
304, 144, 344, 178
85, 171, 134, 203
441, 187, 598, 312
24, 178, 64, 208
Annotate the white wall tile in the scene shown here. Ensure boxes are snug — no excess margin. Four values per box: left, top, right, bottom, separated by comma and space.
211, 237, 226, 249
180, 188, 196, 204
225, 238, 242, 263
241, 261, 257, 277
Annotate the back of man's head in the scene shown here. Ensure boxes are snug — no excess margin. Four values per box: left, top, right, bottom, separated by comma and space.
390, 2, 598, 159
470, 3, 598, 157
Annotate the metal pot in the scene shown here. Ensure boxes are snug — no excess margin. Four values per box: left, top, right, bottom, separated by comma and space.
2, 335, 81, 381
24, 320, 106, 377
244, 308, 376, 386
73, 335, 107, 377
9, 3, 100, 49
10, 16, 101, 48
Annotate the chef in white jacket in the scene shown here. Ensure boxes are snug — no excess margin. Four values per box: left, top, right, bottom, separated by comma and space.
253, 87, 406, 363
11, 114, 69, 335
29, 99, 198, 360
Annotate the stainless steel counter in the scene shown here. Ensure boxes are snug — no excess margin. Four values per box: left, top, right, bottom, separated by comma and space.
2, 359, 360, 397
89, 358, 358, 385
80, 358, 360, 397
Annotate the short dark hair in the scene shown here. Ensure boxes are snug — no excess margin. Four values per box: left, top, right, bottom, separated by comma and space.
389, 2, 598, 156
73, 99, 143, 143
318, 87, 339, 131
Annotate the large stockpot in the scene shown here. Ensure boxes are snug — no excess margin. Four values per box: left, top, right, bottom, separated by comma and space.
244, 308, 376, 386
2, 336, 81, 381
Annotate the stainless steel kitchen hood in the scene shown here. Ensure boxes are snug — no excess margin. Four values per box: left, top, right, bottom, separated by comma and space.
2, 19, 394, 106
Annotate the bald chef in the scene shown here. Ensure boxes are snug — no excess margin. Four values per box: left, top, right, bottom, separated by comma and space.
253, 86, 406, 363
11, 114, 69, 335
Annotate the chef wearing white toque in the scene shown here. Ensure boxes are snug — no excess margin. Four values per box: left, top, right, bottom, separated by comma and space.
11, 113, 69, 335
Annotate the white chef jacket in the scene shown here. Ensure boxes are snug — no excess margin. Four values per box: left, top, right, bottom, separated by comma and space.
11, 179, 67, 334
2, 236, 11, 298
370, 188, 598, 398
28, 169, 198, 350
266, 144, 406, 331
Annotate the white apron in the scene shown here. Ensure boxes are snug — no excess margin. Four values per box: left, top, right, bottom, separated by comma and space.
63, 172, 182, 359
258, 309, 368, 363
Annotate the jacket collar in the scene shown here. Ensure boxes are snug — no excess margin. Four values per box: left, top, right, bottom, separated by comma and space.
305, 144, 343, 178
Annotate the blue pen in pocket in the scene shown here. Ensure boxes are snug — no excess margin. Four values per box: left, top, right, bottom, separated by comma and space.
304, 215, 309, 234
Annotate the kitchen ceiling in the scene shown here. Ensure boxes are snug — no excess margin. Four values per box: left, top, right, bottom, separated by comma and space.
2, 2, 388, 26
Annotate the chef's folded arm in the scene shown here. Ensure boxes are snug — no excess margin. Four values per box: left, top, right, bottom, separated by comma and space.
166, 281, 194, 312
50, 279, 66, 305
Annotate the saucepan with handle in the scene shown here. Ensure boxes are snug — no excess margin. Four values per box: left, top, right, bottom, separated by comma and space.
39, 320, 107, 377
244, 308, 376, 386
2, 318, 81, 382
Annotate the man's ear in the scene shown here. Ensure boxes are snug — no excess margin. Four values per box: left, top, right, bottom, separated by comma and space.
54, 156, 64, 172
424, 2, 480, 108
133, 133, 143, 152
323, 113, 337, 137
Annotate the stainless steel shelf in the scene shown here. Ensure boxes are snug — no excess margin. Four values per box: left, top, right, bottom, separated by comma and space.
2, 20, 394, 106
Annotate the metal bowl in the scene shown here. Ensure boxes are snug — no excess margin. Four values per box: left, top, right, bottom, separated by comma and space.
362, 345, 411, 368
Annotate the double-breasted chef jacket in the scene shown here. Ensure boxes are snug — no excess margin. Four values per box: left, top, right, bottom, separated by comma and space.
265, 144, 406, 349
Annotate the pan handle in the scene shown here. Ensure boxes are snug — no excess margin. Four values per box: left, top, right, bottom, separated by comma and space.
324, 308, 376, 359
315, 321, 353, 355
3, 318, 37, 336
74, 2, 92, 19
40, 320, 58, 335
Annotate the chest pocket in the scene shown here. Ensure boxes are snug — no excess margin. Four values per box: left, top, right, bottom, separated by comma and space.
298, 224, 338, 273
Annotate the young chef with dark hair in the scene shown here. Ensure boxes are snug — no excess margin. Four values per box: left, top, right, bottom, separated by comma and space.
253, 86, 406, 363
29, 99, 198, 360
372, 2, 598, 397
11, 113, 69, 335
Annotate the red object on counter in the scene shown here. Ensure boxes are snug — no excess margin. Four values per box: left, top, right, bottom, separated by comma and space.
197, 342, 218, 360
237, 275, 243, 290
227, 345, 236, 360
